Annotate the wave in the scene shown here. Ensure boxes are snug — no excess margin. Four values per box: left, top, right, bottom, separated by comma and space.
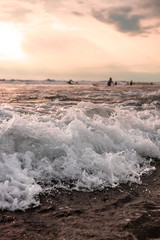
0, 102, 159, 210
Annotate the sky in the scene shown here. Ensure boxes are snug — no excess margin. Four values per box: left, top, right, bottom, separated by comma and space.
0, 0, 160, 82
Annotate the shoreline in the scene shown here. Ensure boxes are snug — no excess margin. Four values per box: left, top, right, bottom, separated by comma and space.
0, 160, 160, 240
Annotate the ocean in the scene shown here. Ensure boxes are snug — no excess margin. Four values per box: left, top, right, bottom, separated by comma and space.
0, 81, 160, 211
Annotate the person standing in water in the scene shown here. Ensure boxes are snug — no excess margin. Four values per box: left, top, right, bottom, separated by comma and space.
107, 77, 113, 86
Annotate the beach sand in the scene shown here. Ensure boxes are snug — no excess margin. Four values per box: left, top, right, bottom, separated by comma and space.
0, 84, 160, 240
0, 161, 160, 240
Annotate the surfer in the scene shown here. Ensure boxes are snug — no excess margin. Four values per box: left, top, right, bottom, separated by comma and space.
107, 77, 113, 86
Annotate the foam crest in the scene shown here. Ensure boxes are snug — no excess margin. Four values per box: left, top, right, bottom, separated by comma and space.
0, 102, 159, 210
0, 152, 41, 211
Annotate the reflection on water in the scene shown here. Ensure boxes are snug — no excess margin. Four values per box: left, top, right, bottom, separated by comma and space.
0, 83, 159, 118
0, 84, 159, 107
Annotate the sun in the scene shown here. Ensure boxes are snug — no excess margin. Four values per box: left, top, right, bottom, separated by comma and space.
0, 23, 26, 61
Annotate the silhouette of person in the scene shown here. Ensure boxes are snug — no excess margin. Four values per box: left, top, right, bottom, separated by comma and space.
107, 77, 113, 86
130, 80, 133, 85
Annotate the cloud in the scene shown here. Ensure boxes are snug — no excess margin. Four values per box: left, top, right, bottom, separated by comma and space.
22, 29, 108, 70
93, 7, 144, 35
52, 22, 83, 31
0, 0, 62, 24
0, 0, 34, 22
71, 11, 84, 16
143, 0, 160, 17
92, 0, 160, 35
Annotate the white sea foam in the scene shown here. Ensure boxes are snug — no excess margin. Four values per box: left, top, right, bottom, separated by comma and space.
0, 101, 159, 210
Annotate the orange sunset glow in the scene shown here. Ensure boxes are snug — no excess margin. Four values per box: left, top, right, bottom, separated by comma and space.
0, 0, 160, 82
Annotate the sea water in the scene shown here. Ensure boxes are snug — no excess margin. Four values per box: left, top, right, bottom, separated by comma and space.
0, 83, 160, 211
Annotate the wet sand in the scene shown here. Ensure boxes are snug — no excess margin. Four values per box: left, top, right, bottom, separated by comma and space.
0, 161, 160, 240
0, 84, 160, 240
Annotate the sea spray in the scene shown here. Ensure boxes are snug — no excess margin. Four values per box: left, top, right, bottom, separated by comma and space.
0, 99, 159, 210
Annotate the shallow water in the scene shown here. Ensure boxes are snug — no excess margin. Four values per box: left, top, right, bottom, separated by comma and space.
0, 84, 160, 210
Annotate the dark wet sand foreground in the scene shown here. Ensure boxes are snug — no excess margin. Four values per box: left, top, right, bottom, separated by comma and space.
0, 161, 160, 240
